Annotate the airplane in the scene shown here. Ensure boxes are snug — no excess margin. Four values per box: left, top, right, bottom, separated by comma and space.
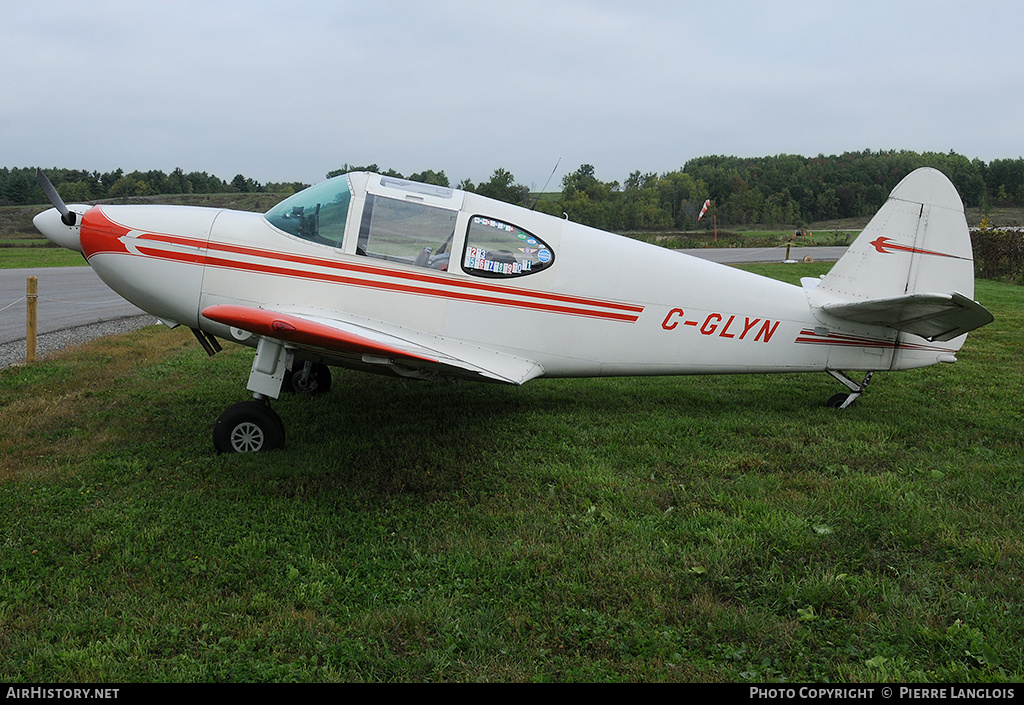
32, 166, 994, 453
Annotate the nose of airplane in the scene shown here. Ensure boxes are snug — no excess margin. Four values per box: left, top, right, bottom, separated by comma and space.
33, 206, 85, 253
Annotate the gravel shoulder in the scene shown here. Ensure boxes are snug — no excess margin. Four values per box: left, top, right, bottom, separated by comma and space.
0, 314, 158, 370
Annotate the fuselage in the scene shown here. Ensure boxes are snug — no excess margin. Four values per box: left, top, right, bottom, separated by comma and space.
59, 172, 959, 380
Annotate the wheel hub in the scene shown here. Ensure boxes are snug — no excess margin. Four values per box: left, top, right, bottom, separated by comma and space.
230, 421, 265, 452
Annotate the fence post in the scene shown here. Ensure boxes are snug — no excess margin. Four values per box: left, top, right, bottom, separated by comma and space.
26, 276, 38, 363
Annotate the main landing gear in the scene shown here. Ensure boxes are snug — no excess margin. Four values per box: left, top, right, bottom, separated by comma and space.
825, 370, 874, 410
207, 332, 332, 453
212, 364, 332, 453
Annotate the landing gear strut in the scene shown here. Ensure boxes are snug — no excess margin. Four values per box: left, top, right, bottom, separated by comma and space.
825, 370, 874, 409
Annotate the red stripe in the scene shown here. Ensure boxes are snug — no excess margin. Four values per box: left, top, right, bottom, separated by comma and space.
795, 329, 953, 353
794, 329, 893, 348
196, 236, 644, 314
200, 252, 640, 322
870, 236, 959, 259
87, 208, 644, 323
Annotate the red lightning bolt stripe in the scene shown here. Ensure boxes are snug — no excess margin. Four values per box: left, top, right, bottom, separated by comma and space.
869, 237, 960, 259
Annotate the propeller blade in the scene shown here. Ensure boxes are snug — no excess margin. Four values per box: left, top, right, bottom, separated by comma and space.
35, 168, 76, 226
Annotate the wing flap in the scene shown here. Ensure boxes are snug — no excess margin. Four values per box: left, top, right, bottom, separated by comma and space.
820, 292, 994, 342
202, 304, 544, 385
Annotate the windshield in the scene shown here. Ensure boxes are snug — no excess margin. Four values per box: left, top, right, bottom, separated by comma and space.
264, 176, 351, 247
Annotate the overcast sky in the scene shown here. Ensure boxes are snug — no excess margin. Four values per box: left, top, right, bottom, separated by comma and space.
3, 0, 1022, 189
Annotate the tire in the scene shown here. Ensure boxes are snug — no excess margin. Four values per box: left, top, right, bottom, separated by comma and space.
826, 393, 852, 409
284, 363, 332, 395
213, 401, 285, 453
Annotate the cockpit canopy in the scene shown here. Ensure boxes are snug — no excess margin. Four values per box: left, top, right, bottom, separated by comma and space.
264, 173, 554, 278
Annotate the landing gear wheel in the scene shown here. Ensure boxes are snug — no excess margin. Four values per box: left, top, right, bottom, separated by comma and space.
213, 401, 285, 453
825, 370, 873, 410
284, 362, 332, 395
826, 393, 852, 409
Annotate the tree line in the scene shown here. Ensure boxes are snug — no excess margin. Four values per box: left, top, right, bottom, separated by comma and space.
332, 152, 1024, 232
537, 151, 1024, 232
6, 150, 1024, 232
0, 166, 308, 207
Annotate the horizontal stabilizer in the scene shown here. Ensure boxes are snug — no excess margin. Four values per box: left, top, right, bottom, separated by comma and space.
820, 292, 994, 342
202, 304, 544, 385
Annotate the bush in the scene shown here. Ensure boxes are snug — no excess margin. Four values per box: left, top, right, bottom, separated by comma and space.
972, 223, 1024, 284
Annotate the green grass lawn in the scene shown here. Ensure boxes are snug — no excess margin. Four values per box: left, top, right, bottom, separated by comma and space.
0, 245, 88, 268
0, 265, 1021, 682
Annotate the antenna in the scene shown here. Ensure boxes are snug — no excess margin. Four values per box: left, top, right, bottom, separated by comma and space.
530, 157, 562, 211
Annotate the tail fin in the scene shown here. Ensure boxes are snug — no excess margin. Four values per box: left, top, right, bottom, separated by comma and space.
807, 167, 992, 343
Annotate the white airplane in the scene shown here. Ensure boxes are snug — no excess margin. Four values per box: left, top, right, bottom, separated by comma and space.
33, 166, 993, 453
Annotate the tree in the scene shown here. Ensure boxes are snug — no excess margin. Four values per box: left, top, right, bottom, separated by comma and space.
475, 168, 529, 205
99, 169, 124, 194
107, 177, 151, 197
327, 164, 402, 179
167, 167, 191, 194
1, 170, 34, 205
560, 165, 620, 229
231, 174, 260, 193
406, 169, 450, 187
57, 180, 92, 203
562, 164, 615, 201
622, 171, 672, 230
761, 189, 801, 226
986, 158, 1024, 206
655, 171, 708, 228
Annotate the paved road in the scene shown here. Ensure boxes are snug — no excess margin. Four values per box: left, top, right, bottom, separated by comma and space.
0, 246, 848, 345
0, 267, 144, 344
675, 245, 847, 264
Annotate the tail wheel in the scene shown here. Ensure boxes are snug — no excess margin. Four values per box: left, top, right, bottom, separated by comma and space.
825, 370, 873, 410
213, 401, 285, 453
826, 393, 853, 408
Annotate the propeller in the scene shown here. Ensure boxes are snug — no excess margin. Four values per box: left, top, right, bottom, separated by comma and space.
35, 168, 77, 226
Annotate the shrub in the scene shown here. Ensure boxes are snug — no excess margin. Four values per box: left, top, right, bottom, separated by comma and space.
972, 222, 1024, 284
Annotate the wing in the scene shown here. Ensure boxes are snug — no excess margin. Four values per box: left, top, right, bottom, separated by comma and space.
819, 291, 994, 342
201, 304, 544, 385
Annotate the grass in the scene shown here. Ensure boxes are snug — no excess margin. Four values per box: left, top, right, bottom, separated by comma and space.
0, 244, 88, 268
0, 264, 1022, 682
0, 213, 76, 271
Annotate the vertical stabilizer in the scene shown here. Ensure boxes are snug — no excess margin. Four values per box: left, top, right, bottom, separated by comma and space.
814, 167, 975, 303
807, 168, 992, 367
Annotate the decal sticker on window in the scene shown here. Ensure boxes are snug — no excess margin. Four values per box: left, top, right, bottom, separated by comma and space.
462, 217, 553, 278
